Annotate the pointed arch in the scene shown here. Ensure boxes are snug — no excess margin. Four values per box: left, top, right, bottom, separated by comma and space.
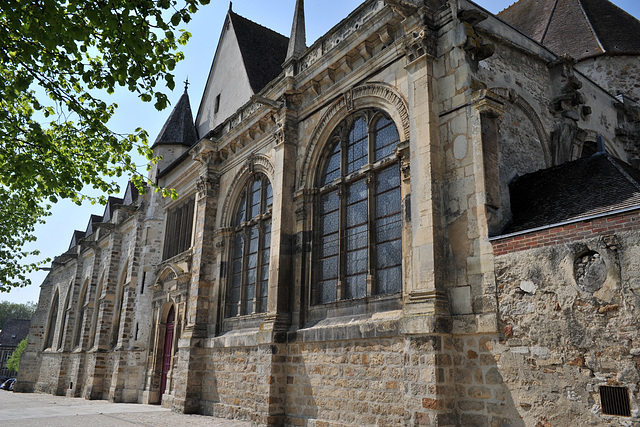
489, 87, 552, 167
73, 278, 90, 349
298, 83, 409, 190
88, 272, 105, 349
220, 153, 275, 228
111, 259, 130, 348
57, 285, 73, 350
44, 289, 60, 350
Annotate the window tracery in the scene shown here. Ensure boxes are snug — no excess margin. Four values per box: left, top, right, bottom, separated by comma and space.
225, 173, 273, 317
314, 110, 402, 305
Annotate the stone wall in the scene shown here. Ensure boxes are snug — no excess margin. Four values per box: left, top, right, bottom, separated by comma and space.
577, 55, 640, 102
491, 227, 640, 425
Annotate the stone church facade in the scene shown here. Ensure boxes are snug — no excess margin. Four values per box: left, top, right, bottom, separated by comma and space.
16, 0, 640, 425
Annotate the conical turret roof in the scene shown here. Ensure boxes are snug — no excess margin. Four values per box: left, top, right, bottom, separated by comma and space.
152, 89, 198, 148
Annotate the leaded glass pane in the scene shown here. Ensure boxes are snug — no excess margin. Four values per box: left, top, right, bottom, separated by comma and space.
346, 179, 368, 228
376, 239, 402, 269
263, 222, 272, 247
235, 192, 247, 225
374, 117, 400, 162
250, 178, 261, 219
346, 224, 367, 251
344, 274, 367, 300
321, 190, 339, 214
319, 256, 338, 281
376, 266, 402, 294
321, 211, 339, 235
320, 234, 339, 257
316, 280, 336, 304
376, 188, 401, 218
375, 214, 402, 243
347, 179, 367, 204
347, 118, 368, 174
321, 140, 341, 185
346, 249, 368, 275
375, 164, 401, 194
265, 181, 273, 208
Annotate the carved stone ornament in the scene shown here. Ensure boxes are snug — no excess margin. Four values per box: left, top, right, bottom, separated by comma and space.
345, 89, 354, 112
196, 173, 219, 198
404, 26, 437, 62
394, 140, 411, 182
457, 9, 495, 61
385, 0, 418, 19
273, 119, 286, 146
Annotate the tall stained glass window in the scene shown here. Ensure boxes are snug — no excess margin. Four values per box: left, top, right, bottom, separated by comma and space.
226, 173, 272, 317
314, 110, 402, 304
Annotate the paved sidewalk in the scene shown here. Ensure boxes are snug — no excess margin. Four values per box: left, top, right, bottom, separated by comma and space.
0, 390, 254, 426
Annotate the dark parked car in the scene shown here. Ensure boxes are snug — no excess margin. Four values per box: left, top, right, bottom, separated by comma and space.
0, 378, 15, 390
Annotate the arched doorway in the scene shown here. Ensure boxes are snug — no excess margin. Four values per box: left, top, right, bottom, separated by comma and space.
159, 306, 175, 399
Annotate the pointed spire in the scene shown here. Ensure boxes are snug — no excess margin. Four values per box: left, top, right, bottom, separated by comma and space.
152, 89, 198, 148
285, 0, 306, 61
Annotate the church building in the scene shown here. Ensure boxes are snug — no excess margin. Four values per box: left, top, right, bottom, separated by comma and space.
16, 0, 640, 425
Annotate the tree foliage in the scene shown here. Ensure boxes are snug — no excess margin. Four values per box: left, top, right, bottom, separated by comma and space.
6, 336, 27, 373
0, 301, 36, 329
0, 0, 208, 290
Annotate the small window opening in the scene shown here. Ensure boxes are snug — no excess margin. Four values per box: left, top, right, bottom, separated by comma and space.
214, 94, 221, 114
141, 271, 146, 295
581, 140, 597, 158
135, 323, 139, 341
600, 385, 631, 417
69, 382, 73, 389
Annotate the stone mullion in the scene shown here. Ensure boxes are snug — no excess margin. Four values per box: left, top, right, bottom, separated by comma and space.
254, 219, 265, 314
240, 225, 249, 316
365, 171, 375, 297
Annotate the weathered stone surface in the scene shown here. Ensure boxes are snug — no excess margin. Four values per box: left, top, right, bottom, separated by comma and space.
17, 0, 640, 426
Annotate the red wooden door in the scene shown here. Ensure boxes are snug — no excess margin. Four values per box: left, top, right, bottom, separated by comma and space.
160, 306, 175, 398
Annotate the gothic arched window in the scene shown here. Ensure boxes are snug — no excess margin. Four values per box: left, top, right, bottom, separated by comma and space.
44, 291, 59, 349
225, 173, 273, 317
314, 110, 402, 304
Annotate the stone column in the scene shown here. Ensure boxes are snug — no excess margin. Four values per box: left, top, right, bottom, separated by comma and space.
262, 103, 297, 336
172, 140, 220, 413
401, 13, 448, 321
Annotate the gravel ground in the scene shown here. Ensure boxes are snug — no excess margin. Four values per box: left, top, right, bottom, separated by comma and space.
0, 389, 254, 426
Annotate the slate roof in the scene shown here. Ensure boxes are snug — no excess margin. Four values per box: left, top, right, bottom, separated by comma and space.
229, 11, 289, 94
498, 0, 640, 60
85, 214, 103, 237
101, 196, 124, 223
152, 90, 198, 148
123, 181, 139, 206
68, 230, 85, 249
0, 319, 30, 347
503, 153, 640, 234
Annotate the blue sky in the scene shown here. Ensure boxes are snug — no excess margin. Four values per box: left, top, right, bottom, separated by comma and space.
4, 0, 640, 305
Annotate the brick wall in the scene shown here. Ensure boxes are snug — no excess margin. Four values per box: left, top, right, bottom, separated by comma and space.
491, 209, 640, 255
